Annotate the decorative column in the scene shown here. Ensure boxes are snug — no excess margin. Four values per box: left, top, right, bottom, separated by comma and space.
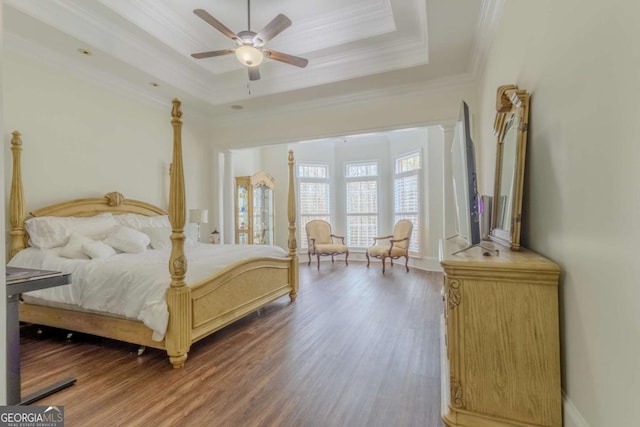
9, 131, 26, 258
165, 99, 191, 368
223, 150, 234, 244
287, 150, 299, 301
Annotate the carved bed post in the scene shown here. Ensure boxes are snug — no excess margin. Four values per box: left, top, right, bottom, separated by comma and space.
165, 99, 191, 368
9, 131, 27, 259
287, 150, 299, 301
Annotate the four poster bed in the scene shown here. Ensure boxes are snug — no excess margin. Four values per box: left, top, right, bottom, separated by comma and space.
7, 99, 299, 368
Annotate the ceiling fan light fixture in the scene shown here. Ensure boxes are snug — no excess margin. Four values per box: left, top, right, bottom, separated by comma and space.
192, 5, 306, 81
235, 45, 264, 67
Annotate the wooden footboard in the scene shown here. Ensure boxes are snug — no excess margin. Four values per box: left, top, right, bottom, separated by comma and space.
190, 257, 295, 343
8, 100, 299, 369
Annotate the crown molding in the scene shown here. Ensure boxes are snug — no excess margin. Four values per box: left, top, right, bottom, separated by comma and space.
209, 31, 429, 105
278, 0, 397, 50
469, 0, 505, 80
209, 72, 476, 128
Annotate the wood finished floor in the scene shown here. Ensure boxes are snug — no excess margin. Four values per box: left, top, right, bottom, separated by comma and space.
20, 261, 445, 427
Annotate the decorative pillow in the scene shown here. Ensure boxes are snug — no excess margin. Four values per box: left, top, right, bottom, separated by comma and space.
25, 213, 118, 249
59, 233, 92, 259
82, 240, 117, 259
142, 227, 172, 250
104, 226, 151, 254
114, 214, 170, 231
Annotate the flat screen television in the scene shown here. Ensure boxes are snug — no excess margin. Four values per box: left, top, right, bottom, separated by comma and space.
451, 100, 481, 249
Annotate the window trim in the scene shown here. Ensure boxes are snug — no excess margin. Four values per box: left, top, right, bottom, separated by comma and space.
298, 162, 331, 249
344, 160, 379, 248
393, 150, 422, 256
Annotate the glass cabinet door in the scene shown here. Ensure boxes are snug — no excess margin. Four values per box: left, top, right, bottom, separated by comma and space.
235, 172, 275, 245
236, 178, 250, 244
253, 184, 274, 245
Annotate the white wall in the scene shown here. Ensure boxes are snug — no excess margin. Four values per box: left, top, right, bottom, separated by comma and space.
478, 1, 640, 425
3, 50, 211, 230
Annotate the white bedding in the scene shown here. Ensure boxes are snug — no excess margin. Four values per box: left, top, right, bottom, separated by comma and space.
8, 243, 289, 341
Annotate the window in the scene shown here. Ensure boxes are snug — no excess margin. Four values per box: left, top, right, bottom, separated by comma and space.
298, 163, 330, 248
345, 161, 378, 247
394, 152, 421, 253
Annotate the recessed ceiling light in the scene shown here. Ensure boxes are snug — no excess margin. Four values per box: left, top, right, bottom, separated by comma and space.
77, 48, 92, 56
230, 105, 243, 110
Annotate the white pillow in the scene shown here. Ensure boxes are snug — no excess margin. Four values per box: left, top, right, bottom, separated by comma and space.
104, 226, 151, 254
142, 227, 172, 250
82, 240, 117, 259
71, 215, 118, 241
25, 213, 118, 249
59, 233, 92, 259
114, 214, 170, 231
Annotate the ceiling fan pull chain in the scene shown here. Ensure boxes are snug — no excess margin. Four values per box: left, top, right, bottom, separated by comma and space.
247, 82, 251, 95
247, 0, 251, 31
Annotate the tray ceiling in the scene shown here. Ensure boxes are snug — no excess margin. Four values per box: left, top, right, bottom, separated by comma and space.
4, 0, 493, 116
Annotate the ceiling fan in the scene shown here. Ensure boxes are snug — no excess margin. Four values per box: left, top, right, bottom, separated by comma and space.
191, 0, 309, 81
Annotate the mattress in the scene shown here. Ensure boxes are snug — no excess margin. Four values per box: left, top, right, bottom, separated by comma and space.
8, 243, 288, 341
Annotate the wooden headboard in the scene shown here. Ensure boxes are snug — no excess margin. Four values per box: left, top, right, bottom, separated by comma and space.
13, 189, 168, 257
30, 191, 168, 218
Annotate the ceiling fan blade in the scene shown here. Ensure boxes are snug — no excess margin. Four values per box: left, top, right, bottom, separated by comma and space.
191, 49, 235, 59
264, 49, 309, 68
194, 9, 237, 41
254, 14, 291, 44
248, 67, 261, 81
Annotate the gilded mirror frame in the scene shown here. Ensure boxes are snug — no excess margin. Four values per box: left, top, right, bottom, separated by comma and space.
489, 84, 530, 250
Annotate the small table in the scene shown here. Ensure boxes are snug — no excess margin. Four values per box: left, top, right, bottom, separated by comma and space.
6, 266, 76, 405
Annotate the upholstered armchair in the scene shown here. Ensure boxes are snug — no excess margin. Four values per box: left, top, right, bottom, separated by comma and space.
366, 219, 413, 273
305, 220, 349, 270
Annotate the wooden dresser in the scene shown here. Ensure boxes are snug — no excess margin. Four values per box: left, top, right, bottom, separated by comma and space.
439, 238, 562, 427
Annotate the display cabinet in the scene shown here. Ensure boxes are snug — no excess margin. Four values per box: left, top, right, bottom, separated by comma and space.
235, 171, 275, 245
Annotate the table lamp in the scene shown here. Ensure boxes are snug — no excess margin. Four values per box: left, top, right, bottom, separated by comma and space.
189, 209, 208, 242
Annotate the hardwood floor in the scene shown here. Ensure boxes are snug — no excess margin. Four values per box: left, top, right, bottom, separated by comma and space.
20, 262, 445, 427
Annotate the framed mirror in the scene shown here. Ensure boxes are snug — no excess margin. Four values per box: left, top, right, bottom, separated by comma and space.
490, 84, 530, 250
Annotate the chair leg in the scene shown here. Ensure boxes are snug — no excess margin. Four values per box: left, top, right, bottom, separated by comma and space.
366, 252, 370, 268
381, 256, 386, 274
331, 255, 335, 264
307, 251, 311, 266
405, 255, 409, 272
317, 254, 321, 270
345, 250, 349, 266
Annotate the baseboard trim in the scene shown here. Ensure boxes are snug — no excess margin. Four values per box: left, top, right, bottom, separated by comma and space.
563, 391, 590, 427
